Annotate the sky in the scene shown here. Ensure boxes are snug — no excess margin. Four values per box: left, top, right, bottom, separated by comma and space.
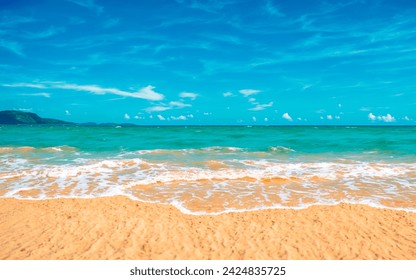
0, 0, 415, 125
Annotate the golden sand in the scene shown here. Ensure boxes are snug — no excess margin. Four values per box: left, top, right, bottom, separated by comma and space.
0, 196, 415, 260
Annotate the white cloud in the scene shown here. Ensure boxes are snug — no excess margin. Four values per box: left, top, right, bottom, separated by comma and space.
252, 116, 257, 122
335, 116, 340, 120
203, 112, 211, 116
369, 113, 396, 122
248, 98, 256, 103
171, 115, 187, 120
264, 117, 269, 122
297, 117, 302, 121
130, 85, 164, 100
146, 100, 191, 112
187, 114, 194, 118
338, 103, 342, 108
169, 101, 191, 108
282, 112, 292, 121
302, 84, 312, 90
15, 108, 32, 112
157, 115, 166, 121
239, 89, 261, 97
379, 113, 395, 122
368, 113, 376, 120
3, 82, 46, 89
249, 102, 273, 111
124, 113, 130, 120
179, 92, 198, 100
20, 92, 51, 98
223, 91, 233, 97
320, 116, 324, 120
403, 116, 411, 121
65, 110, 71, 116
3, 82, 164, 101
327, 115, 333, 120
145, 105, 171, 112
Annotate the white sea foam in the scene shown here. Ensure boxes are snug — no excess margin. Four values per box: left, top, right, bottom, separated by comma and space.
1, 150, 416, 214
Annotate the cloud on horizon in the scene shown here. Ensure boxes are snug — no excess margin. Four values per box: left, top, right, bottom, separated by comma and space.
282, 112, 293, 121
368, 112, 396, 122
145, 100, 192, 112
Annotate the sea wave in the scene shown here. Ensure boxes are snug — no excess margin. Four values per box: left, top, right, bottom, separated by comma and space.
1, 155, 415, 214
0, 145, 78, 154
268, 146, 295, 153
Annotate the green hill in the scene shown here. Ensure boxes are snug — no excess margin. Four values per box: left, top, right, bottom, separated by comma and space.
0, 110, 72, 125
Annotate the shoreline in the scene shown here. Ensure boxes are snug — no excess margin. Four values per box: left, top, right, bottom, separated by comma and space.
1, 196, 415, 260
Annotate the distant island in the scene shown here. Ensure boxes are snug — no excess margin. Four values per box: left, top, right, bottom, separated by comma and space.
0, 110, 72, 125
0, 110, 137, 127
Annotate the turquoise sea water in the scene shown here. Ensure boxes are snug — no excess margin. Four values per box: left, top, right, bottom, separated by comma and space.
0, 125, 415, 214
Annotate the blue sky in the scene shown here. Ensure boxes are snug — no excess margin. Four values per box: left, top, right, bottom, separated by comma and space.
1, 0, 415, 125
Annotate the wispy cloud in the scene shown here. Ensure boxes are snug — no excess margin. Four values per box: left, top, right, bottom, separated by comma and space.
169, 101, 192, 108
0, 15, 36, 27
3, 82, 46, 88
171, 115, 187, 121
2, 82, 164, 101
198, 33, 242, 45
65, 0, 103, 14
179, 92, 198, 100
103, 18, 120, 28
145, 106, 171, 112
223, 91, 234, 97
145, 100, 192, 112
55, 84, 164, 100
19, 92, 51, 98
239, 89, 261, 97
249, 101, 273, 111
264, 0, 284, 17
157, 114, 166, 121
175, 0, 237, 14
0, 39, 24, 56
23, 26, 65, 39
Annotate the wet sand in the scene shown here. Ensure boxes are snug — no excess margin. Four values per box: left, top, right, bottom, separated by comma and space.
0, 196, 415, 259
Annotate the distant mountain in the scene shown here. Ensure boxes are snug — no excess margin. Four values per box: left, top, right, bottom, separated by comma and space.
0, 110, 139, 126
0, 110, 72, 125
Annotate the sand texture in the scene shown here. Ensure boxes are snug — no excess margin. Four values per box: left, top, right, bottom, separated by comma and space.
0, 196, 415, 260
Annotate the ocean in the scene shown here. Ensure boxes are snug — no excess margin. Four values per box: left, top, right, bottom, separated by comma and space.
0, 125, 415, 214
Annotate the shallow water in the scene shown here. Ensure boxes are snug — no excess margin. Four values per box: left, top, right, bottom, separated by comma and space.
1, 125, 415, 214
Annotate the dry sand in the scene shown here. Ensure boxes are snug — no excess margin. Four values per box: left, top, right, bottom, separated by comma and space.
0, 196, 415, 260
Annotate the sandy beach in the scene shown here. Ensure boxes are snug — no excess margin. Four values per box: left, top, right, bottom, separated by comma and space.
0, 196, 415, 260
